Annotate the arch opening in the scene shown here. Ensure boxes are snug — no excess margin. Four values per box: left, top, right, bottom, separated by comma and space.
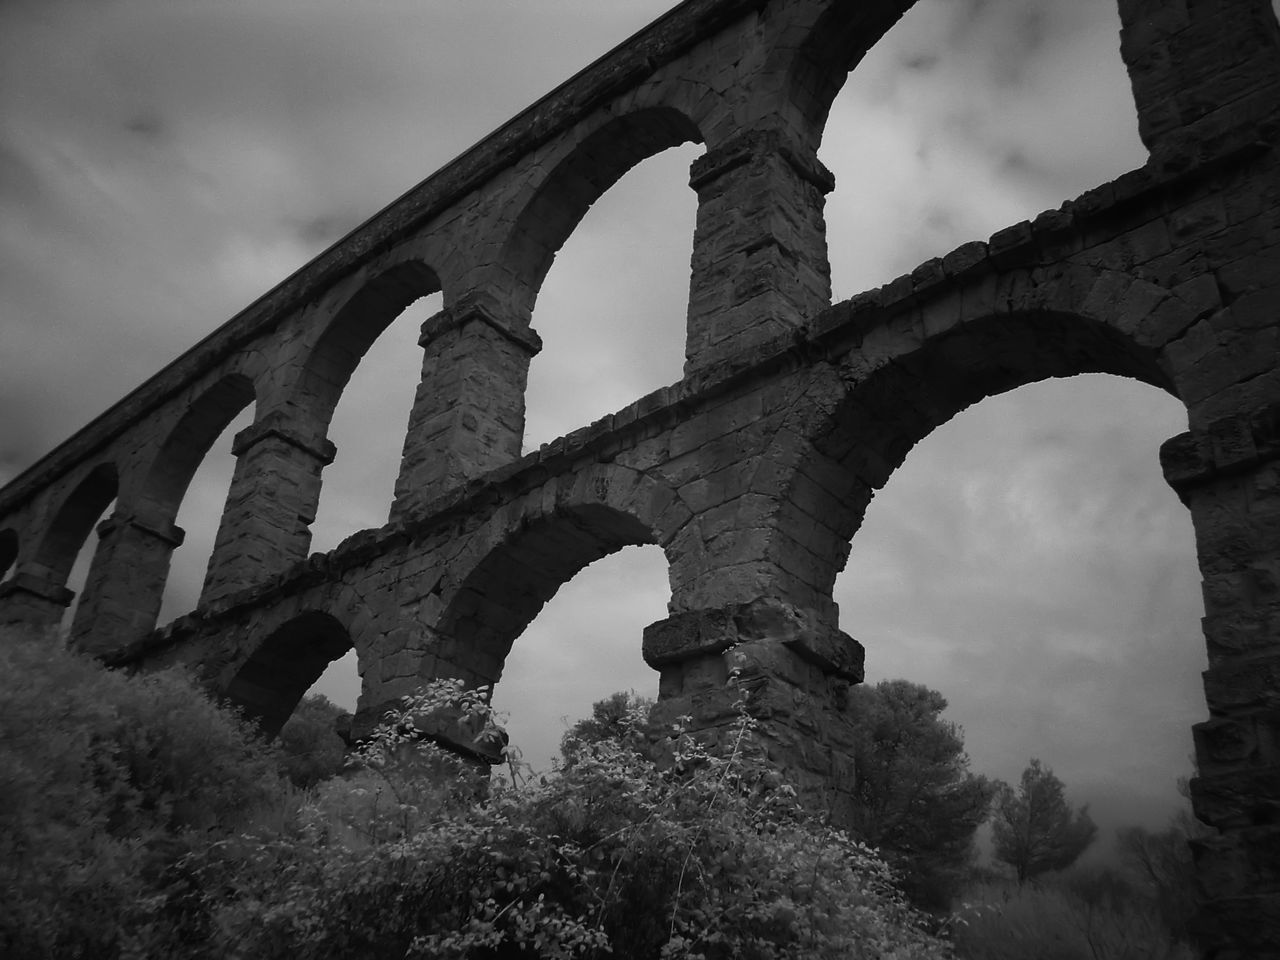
490, 543, 671, 774
503, 107, 702, 319
0, 529, 17, 581
36, 462, 118, 585
517, 111, 701, 451
440, 505, 659, 678
775, 309, 1174, 609
142, 376, 257, 625
309, 287, 443, 552
833, 372, 1203, 864
142, 374, 256, 517
161, 401, 256, 624
297, 261, 442, 431
224, 611, 353, 740
59, 492, 118, 637
433, 504, 670, 768
812, 0, 1148, 300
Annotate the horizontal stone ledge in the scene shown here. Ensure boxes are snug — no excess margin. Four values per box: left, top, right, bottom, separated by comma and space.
418, 297, 543, 357
1161, 403, 1280, 495
0, 572, 75, 606
351, 697, 508, 765
642, 598, 864, 682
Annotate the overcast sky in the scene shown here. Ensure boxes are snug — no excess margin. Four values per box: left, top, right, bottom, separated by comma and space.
0, 0, 1221, 850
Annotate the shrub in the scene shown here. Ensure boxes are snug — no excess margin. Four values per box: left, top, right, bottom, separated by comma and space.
201, 676, 955, 960
0, 627, 286, 959
952, 873, 1195, 960
276, 692, 351, 787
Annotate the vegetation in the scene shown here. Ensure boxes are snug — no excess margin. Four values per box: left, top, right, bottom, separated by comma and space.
0, 627, 285, 958
0, 623, 1207, 959
277, 692, 351, 787
0, 631, 952, 959
1115, 777, 1210, 947
991, 758, 1098, 884
847, 679, 996, 910
559, 688, 654, 761
952, 868, 1196, 960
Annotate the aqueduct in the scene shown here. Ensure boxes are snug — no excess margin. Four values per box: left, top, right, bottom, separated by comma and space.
2, 0, 1279, 953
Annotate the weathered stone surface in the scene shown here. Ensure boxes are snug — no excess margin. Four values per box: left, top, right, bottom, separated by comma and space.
0, 2, 1278, 954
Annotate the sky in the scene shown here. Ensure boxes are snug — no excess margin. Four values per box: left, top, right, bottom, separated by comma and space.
0, 0, 1230, 851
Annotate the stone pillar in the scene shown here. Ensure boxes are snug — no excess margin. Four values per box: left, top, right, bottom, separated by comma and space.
67, 509, 184, 656
685, 128, 834, 372
200, 414, 335, 606
0, 570, 73, 632
642, 598, 864, 824
1118, 0, 1280, 162
1161, 406, 1280, 958
389, 294, 542, 521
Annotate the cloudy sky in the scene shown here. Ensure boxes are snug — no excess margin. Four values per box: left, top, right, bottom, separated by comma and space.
0, 0, 1224, 851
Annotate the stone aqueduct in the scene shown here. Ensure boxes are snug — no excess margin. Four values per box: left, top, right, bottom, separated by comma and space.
2, 0, 1279, 952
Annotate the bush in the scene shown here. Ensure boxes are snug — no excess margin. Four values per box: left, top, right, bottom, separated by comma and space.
0, 627, 961, 959
952, 872, 1195, 960
276, 692, 351, 787
0, 627, 286, 959
199, 677, 955, 959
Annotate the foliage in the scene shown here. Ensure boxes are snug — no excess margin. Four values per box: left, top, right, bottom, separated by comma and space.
952, 872, 1195, 960
847, 679, 996, 910
0, 625, 961, 959
1116, 777, 1211, 944
559, 688, 655, 761
991, 758, 1097, 884
0, 627, 285, 959
196, 675, 955, 959
276, 692, 351, 787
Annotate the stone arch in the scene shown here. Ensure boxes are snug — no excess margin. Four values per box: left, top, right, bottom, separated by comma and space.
431, 465, 687, 692
292, 260, 442, 430
139, 373, 256, 517
223, 610, 353, 739
772, 299, 1179, 609
33, 462, 118, 585
0, 529, 17, 580
65, 374, 261, 652
497, 106, 703, 322
766, 0, 919, 149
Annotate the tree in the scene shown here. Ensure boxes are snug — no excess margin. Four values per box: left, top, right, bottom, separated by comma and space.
847, 679, 996, 909
202, 679, 953, 960
0, 627, 286, 959
1117, 775, 1210, 943
277, 693, 351, 787
992, 758, 1098, 884
559, 689, 655, 761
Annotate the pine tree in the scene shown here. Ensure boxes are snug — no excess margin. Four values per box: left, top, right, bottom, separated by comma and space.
992, 758, 1097, 884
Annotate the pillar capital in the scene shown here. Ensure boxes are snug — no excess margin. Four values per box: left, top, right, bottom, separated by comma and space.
0, 570, 74, 607
642, 598, 863, 682
690, 127, 835, 196
1161, 402, 1280, 499
231, 413, 336, 465
418, 294, 543, 357
96, 511, 185, 549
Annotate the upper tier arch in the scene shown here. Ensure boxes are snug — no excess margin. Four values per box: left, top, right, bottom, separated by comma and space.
494, 106, 704, 323
768, 264, 1186, 611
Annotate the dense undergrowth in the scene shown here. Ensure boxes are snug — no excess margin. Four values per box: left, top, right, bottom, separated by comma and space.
0, 630, 951, 959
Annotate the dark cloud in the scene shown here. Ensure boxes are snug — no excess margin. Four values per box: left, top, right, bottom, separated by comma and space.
901, 53, 939, 73
0, 140, 42, 202
124, 113, 164, 139
291, 213, 363, 248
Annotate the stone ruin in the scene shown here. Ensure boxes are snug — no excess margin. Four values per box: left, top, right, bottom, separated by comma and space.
1, 1, 1278, 954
